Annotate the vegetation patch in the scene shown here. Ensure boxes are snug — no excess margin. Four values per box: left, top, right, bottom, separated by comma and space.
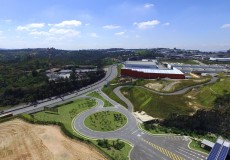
133, 77, 211, 93
102, 85, 128, 108
88, 91, 112, 107
84, 111, 127, 132
94, 139, 132, 160
189, 77, 230, 108
160, 59, 199, 64
121, 87, 194, 118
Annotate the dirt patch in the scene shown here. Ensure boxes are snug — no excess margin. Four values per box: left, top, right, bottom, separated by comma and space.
145, 82, 163, 91
0, 119, 106, 160
192, 79, 207, 83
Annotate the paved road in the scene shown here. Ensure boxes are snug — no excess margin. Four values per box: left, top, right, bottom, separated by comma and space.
0, 65, 118, 116
74, 92, 207, 160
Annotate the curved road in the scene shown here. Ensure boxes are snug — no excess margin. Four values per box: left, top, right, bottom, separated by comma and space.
74, 91, 208, 160
1, 65, 118, 116
118, 76, 218, 96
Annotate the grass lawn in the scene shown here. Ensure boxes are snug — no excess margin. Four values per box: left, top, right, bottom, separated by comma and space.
84, 111, 127, 132
20, 98, 132, 160
160, 59, 199, 64
32, 98, 96, 136
189, 140, 210, 154
121, 87, 194, 119
88, 91, 112, 107
189, 77, 230, 108
102, 85, 128, 108
170, 78, 211, 92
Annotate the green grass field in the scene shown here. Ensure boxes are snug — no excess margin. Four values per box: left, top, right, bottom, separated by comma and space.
32, 98, 96, 134
84, 111, 127, 132
88, 91, 112, 107
121, 87, 194, 118
191, 77, 230, 108
102, 85, 128, 108
189, 140, 210, 154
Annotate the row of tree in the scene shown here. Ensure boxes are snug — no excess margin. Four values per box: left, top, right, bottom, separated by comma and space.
0, 70, 105, 106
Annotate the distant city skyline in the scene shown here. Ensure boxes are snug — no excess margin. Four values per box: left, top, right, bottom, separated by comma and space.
0, 0, 230, 51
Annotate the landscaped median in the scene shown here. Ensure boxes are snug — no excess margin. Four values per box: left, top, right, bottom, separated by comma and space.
19, 98, 133, 160
84, 111, 127, 132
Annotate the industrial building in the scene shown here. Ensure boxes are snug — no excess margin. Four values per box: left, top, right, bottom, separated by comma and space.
209, 57, 230, 62
121, 60, 185, 79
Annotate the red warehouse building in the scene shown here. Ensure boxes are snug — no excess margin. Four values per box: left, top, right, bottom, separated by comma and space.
121, 61, 185, 79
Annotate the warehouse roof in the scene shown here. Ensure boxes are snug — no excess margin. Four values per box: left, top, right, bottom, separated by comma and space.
123, 67, 184, 75
124, 60, 157, 66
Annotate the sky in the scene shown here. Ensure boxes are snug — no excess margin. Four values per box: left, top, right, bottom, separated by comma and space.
0, 0, 230, 51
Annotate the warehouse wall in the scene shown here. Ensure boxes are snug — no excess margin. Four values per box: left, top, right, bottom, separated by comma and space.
121, 69, 185, 79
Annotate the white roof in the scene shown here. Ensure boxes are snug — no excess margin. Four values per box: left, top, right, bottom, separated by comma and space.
124, 67, 184, 75
125, 60, 157, 66
201, 139, 215, 148
217, 138, 224, 144
223, 141, 230, 147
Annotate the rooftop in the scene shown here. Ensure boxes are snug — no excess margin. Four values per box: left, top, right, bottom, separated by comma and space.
124, 60, 158, 66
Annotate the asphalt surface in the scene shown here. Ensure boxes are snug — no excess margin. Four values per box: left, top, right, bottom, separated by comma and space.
74, 91, 208, 160
2, 64, 212, 160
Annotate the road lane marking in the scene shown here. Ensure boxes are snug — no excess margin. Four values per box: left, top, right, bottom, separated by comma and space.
141, 138, 185, 160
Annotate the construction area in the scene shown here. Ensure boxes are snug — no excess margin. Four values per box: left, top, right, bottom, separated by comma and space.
0, 119, 106, 160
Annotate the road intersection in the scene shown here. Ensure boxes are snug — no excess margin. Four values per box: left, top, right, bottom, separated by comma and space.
73, 91, 207, 160
1, 64, 216, 160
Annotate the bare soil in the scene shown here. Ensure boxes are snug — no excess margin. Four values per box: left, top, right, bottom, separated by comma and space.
0, 119, 106, 160
145, 82, 163, 91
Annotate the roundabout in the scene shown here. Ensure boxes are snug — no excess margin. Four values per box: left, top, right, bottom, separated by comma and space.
73, 97, 137, 139
84, 111, 127, 132
73, 93, 208, 160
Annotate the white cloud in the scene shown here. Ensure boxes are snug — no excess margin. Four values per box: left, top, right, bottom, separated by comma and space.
221, 24, 230, 29
4, 19, 12, 23
49, 28, 80, 37
16, 23, 45, 31
53, 20, 82, 27
89, 32, 98, 38
103, 25, 121, 29
144, 3, 154, 8
163, 22, 170, 26
134, 20, 160, 29
115, 32, 125, 36
29, 31, 50, 36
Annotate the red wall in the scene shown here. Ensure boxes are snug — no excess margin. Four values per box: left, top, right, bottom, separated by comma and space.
121, 69, 185, 79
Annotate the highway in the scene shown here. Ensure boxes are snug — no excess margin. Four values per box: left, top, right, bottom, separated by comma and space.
1, 64, 211, 159
0, 65, 118, 116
